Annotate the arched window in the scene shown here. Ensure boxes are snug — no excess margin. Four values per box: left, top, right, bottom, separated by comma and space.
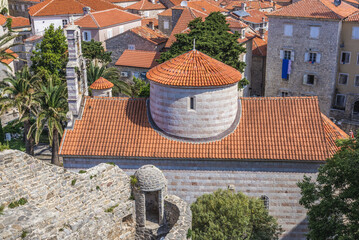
261, 195, 269, 209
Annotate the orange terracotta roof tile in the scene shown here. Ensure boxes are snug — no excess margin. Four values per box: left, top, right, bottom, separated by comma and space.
241, 9, 267, 23
227, 16, 248, 28
24, 35, 43, 42
146, 50, 242, 87
165, 6, 207, 48
343, 0, 359, 5
115, 50, 160, 68
158, 8, 173, 16
345, 11, 359, 21
237, 31, 256, 43
29, 0, 124, 17
1, 49, 18, 64
268, 0, 358, 20
0, 14, 6, 25
74, 8, 141, 28
225, 0, 274, 11
125, 0, 166, 10
7, 16, 30, 28
141, 18, 158, 27
90, 77, 114, 90
185, 0, 226, 13
252, 32, 267, 56
107, 0, 139, 2
130, 26, 168, 45
60, 96, 347, 161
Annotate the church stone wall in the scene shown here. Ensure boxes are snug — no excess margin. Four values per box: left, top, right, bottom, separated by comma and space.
64, 156, 321, 240
149, 82, 239, 139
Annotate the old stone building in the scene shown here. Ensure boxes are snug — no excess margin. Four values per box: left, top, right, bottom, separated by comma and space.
265, 0, 358, 116
250, 32, 267, 96
59, 26, 348, 239
105, 26, 167, 65
0, 150, 191, 239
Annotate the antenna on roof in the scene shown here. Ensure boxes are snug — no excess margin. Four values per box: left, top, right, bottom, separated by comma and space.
193, 38, 196, 51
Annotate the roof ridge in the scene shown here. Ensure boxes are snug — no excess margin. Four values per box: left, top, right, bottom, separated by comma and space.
32, 0, 55, 16
317, 0, 342, 19
89, 12, 100, 28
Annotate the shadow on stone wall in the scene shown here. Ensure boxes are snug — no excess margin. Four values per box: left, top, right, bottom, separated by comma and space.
281, 218, 308, 240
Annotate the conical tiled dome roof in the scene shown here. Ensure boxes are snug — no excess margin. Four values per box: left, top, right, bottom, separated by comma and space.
146, 50, 242, 87
90, 77, 114, 90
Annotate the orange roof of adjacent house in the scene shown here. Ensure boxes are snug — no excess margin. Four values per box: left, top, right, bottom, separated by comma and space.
115, 50, 160, 68
268, 0, 358, 20
165, 6, 208, 48
158, 8, 173, 16
125, 0, 166, 10
7, 16, 30, 28
186, 0, 226, 13
146, 50, 242, 87
141, 18, 158, 27
29, 0, 124, 17
1, 49, 18, 64
345, 11, 359, 21
252, 32, 267, 56
59, 96, 347, 161
227, 17, 248, 29
0, 14, 6, 25
74, 8, 141, 28
130, 26, 168, 45
90, 77, 114, 90
225, 0, 274, 10
241, 9, 267, 23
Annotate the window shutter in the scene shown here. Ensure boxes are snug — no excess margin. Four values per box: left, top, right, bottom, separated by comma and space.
303, 74, 308, 84
291, 51, 295, 61
304, 52, 309, 62
280, 50, 284, 59
316, 53, 321, 63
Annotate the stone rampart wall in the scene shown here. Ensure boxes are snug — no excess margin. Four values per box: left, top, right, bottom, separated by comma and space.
0, 150, 134, 240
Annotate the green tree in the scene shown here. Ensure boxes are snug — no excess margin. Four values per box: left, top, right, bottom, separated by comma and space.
82, 39, 112, 64
30, 24, 68, 78
159, 12, 247, 86
0, 32, 20, 69
131, 77, 149, 98
30, 77, 67, 166
298, 136, 359, 239
0, 65, 39, 155
191, 189, 282, 240
87, 62, 131, 96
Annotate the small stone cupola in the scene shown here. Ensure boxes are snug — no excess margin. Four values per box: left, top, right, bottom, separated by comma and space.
133, 165, 167, 239
89, 77, 114, 97
146, 49, 242, 141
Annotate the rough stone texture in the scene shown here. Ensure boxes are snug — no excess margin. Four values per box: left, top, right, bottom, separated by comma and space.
149, 82, 239, 139
0, 150, 135, 240
158, 15, 172, 36
265, 17, 341, 116
163, 195, 192, 240
134, 165, 167, 191
64, 157, 320, 240
250, 55, 266, 96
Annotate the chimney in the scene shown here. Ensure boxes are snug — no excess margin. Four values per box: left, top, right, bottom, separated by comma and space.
241, 3, 246, 10
148, 21, 154, 29
65, 25, 88, 121
83, 6, 91, 15
273, 2, 276, 10
241, 28, 245, 39
259, 18, 266, 39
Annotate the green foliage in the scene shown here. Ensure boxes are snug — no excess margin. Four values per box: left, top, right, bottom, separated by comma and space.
129, 193, 135, 200
71, 179, 77, 186
21, 230, 27, 239
30, 24, 68, 78
8, 139, 25, 152
106, 162, 115, 166
82, 40, 112, 64
86, 62, 131, 97
0, 120, 4, 143
3, 120, 23, 134
90, 175, 96, 179
0, 32, 19, 69
191, 189, 282, 240
298, 136, 359, 239
78, 170, 87, 174
187, 229, 192, 239
130, 175, 138, 186
131, 78, 150, 98
0, 142, 10, 151
159, 12, 246, 83
105, 204, 119, 213
0, 204, 4, 215
96, 186, 100, 190
0, 7, 8, 15
5, 18, 12, 31
9, 198, 27, 208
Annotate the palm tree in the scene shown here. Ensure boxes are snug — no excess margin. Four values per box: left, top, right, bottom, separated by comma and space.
87, 62, 131, 96
0, 32, 21, 69
30, 77, 67, 166
0, 65, 39, 155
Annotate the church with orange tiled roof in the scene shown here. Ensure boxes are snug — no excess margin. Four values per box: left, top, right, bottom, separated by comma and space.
60, 25, 348, 240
